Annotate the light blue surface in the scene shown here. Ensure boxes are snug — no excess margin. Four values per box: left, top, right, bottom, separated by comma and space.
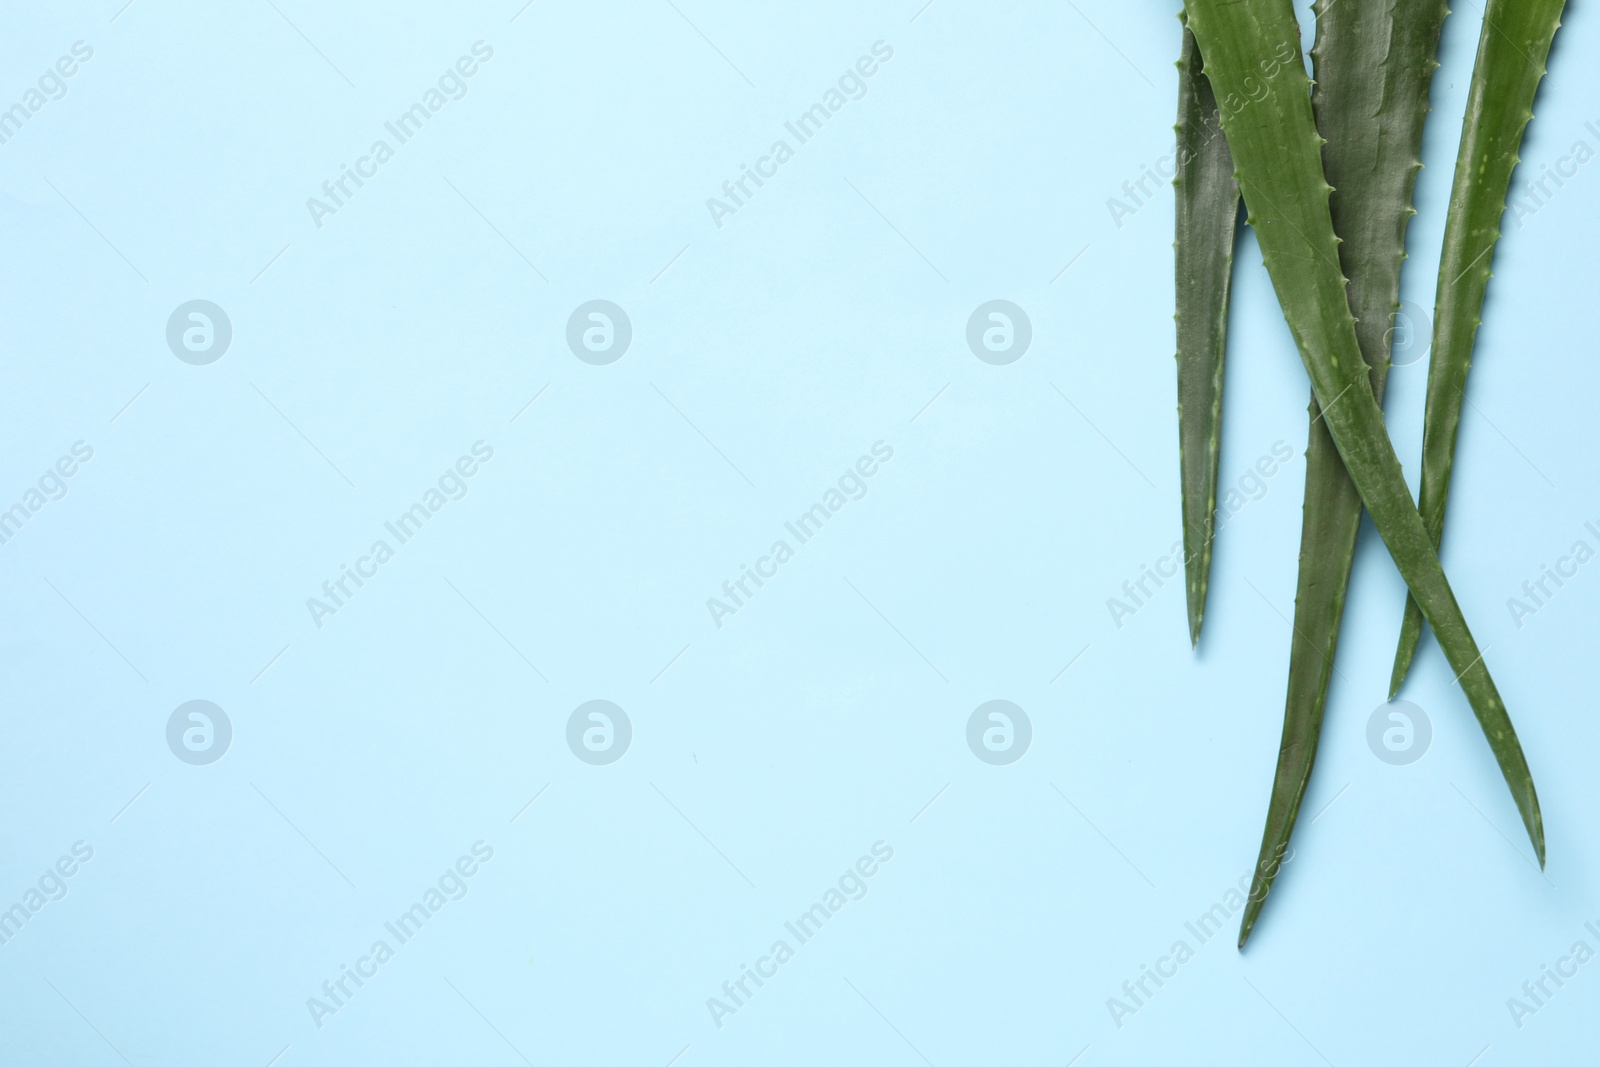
1, 1, 1597, 1063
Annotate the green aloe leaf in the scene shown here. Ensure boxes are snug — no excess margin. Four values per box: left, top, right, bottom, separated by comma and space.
1174, 15, 1242, 648
1239, 0, 1450, 949
1181, 0, 1543, 873
1390, 0, 1567, 695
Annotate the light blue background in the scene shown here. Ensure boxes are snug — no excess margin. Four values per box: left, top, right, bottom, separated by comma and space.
1, 1, 1597, 1063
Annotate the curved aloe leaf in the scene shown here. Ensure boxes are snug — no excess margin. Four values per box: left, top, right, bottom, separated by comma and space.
1390, 0, 1567, 695
1175, 15, 1242, 649
1181, 0, 1543, 869
1239, 0, 1450, 949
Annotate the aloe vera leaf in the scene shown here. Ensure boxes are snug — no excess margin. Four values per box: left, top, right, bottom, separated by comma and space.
1175, 16, 1243, 649
1181, 0, 1543, 864
1390, 0, 1567, 695
1239, 0, 1450, 949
